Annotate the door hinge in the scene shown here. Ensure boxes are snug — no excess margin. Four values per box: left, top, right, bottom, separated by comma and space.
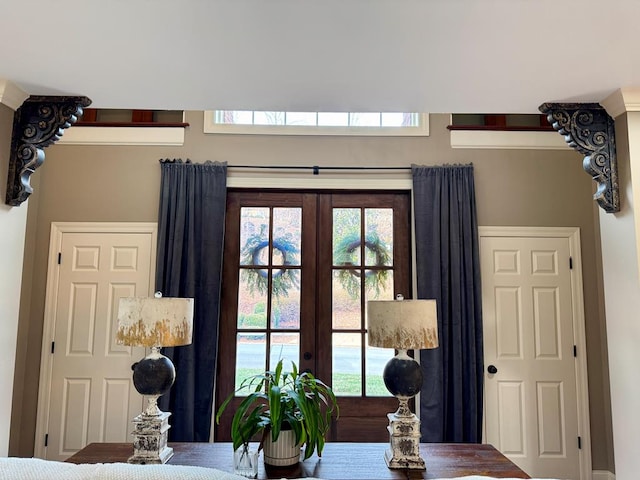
51, 341, 55, 354
573, 345, 577, 357
569, 256, 573, 269
57, 252, 62, 264
578, 436, 582, 449
44, 433, 48, 447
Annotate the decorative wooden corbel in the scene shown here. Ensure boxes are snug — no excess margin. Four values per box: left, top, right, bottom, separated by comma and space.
5, 95, 92, 206
539, 102, 619, 213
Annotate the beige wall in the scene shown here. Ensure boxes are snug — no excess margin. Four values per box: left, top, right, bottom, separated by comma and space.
0, 104, 28, 455
9, 112, 614, 471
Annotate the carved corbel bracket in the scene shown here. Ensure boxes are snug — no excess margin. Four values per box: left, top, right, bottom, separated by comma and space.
6, 95, 92, 206
539, 102, 619, 213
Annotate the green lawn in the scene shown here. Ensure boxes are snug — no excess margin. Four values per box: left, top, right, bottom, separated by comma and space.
235, 368, 390, 397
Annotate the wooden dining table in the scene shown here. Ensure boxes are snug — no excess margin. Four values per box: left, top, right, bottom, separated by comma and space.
66, 442, 530, 479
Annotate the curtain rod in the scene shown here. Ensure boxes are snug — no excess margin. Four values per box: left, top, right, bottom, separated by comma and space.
229, 165, 412, 175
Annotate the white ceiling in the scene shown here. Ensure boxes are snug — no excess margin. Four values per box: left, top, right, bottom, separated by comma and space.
0, 0, 636, 113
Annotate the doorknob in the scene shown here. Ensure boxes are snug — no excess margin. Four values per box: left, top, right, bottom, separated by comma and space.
303, 351, 312, 360
487, 365, 498, 374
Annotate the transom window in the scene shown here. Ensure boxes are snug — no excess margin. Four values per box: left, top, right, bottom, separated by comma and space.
203, 111, 429, 136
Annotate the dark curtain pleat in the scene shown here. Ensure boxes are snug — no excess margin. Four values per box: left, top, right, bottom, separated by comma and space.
156, 159, 227, 442
412, 164, 483, 443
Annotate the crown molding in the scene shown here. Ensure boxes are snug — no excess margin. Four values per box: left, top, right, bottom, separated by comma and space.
0, 79, 28, 111
601, 87, 640, 119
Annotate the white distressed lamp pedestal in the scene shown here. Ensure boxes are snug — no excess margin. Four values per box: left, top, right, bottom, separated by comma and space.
130, 410, 173, 464
367, 295, 438, 471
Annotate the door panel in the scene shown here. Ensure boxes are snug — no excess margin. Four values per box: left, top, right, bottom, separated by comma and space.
44, 230, 153, 460
482, 235, 580, 479
316, 193, 407, 441
216, 193, 317, 440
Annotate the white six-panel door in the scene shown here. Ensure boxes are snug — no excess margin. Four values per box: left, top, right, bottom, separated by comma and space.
480, 227, 591, 480
35, 223, 156, 461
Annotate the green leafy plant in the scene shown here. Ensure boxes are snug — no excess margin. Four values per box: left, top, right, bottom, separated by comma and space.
216, 359, 339, 460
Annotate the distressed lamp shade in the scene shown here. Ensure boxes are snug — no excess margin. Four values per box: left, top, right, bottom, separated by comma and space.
116, 296, 194, 348
116, 293, 194, 465
367, 298, 438, 350
367, 296, 438, 470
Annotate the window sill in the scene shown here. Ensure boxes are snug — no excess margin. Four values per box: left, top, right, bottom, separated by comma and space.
58, 124, 187, 146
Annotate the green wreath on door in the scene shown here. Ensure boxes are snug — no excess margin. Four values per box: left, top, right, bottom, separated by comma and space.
241, 232, 390, 300
333, 232, 391, 299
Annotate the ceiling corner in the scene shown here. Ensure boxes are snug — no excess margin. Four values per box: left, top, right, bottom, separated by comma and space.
0, 79, 28, 111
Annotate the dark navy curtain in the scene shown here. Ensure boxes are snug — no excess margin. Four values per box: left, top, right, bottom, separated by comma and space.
412, 164, 483, 443
156, 159, 227, 441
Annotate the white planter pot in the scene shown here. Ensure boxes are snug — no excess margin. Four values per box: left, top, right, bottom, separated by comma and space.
262, 429, 301, 466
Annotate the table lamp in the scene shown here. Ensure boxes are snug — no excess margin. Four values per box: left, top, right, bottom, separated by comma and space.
116, 292, 194, 464
367, 294, 438, 470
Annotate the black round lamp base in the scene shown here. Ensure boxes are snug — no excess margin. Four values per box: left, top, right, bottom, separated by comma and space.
132, 354, 176, 396
383, 355, 423, 398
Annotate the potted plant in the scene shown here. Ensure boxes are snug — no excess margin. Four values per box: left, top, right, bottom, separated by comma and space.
216, 359, 339, 467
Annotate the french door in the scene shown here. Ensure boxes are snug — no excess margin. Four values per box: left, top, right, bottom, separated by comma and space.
215, 190, 411, 442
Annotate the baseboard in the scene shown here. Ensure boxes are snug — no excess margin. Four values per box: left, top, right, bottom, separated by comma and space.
592, 470, 615, 480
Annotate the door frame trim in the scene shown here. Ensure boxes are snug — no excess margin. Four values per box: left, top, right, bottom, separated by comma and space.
479, 226, 592, 480
34, 222, 157, 458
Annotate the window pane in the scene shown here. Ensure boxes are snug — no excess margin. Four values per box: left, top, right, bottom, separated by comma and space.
240, 207, 269, 266
380, 113, 405, 127
217, 110, 254, 125
237, 273, 267, 329
271, 277, 300, 329
349, 112, 380, 127
286, 112, 317, 126
366, 337, 393, 397
272, 208, 301, 266
318, 112, 348, 126
236, 333, 266, 391
364, 208, 393, 266
236, 110, 255, 125
332, 270, 361, 329
364, 270, 394, 334
254, 111, 284, 125
365, 270, 394, 301
332, 332, 362, 396
381, 112, 418, 127
215, 111, 231, 124
333, 208, 361, 266
270, 332, 300, 370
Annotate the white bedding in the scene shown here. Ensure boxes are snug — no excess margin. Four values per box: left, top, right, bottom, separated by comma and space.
0, 457, 246, 480
0, 457, 553, 480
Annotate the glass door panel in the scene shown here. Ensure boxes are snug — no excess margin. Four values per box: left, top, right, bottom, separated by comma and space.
235, 333, 266, 390
332, 332, 362, 396
236, 205, 302, 386
330, 206, 396, 399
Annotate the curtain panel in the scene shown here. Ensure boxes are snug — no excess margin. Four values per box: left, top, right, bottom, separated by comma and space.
156, 159, 227, 441
412, 164, 483, 443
